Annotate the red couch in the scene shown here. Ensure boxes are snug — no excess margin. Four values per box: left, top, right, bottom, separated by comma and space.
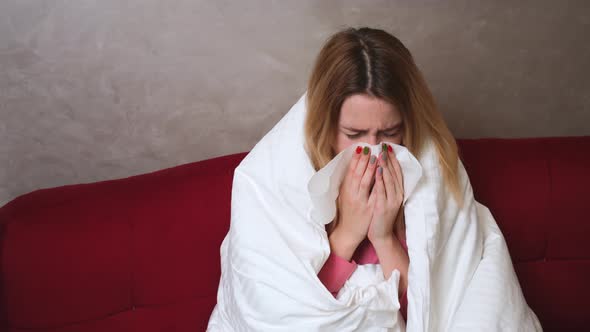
1, 137, 589, 332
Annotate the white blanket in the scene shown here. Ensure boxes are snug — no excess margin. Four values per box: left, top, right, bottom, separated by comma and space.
207, 93, 542, 331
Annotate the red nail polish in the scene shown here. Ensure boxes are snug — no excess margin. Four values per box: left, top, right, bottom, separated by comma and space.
355, 146, 362, 154
387, 145, 393, 152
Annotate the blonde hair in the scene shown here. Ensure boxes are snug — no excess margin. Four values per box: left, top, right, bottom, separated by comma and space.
304, 27, 463, 232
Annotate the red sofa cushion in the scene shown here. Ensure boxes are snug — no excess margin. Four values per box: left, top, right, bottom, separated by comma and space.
0, 153, 244, 331
1, 137, 588, 331
459, 136, 590, 332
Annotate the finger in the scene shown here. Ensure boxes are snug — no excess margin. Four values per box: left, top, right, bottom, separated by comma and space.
381, 144, 401, 197
368, 165, 384, 207
374, 166, 386, 206
378, 147, 395, 191
353, 146, 371, 191
368, 168, 377, 206
379, 151, 397, 202
359, 154, 378, 198
349, 145, 363, 173
380, 144, 401, 197
388, 145, 405, 197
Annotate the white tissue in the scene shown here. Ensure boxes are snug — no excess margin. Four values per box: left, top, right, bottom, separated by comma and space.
307, 142, 423, 226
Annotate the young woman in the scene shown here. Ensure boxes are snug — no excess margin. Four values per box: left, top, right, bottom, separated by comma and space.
208, 26, 541, 332
305, 27, 462, 323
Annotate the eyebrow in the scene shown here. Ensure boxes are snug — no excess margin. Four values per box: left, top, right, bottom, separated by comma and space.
341, 123, 403, 133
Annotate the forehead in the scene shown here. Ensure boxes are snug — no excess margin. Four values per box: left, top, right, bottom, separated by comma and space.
339, 94, 401, 128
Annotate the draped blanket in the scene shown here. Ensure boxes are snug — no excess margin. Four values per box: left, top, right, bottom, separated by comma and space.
207, 93, 542, 331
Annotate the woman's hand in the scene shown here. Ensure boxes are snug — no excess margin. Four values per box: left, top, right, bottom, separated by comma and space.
330, 146, 378, 258
368, 143, 405, 245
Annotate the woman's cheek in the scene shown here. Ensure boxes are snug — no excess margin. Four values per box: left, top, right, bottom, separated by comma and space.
340, 135, 356, 151
383, 136, 403, 146
336, 135, 354, 154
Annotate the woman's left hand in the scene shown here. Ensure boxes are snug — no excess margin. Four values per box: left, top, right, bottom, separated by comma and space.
367, 143, 405, 245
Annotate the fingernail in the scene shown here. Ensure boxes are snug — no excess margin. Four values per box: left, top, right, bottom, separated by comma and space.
363, 146, 370, 155
387, 145, 393, 153
382, 143, 387, 152
355, 146, 362, 154
370, 155, 376, 164
378, 166, 383, 174
381, 152, 387, 161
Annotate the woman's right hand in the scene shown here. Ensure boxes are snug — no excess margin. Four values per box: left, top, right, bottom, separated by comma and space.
329, 146, 378, 260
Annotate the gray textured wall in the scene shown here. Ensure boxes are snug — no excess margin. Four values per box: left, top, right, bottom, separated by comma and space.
1, 0, 589, 207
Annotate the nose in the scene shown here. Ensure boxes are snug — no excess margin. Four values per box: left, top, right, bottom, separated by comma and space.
367, 135, 378, 146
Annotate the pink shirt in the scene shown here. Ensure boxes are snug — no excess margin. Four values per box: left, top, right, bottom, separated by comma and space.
317, 235, 409, 322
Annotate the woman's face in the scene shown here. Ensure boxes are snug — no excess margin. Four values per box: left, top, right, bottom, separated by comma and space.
333, 94, 404, 154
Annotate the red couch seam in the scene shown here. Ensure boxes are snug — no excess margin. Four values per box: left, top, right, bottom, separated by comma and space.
544, 147, 552, 261
3, 294, 217, 330
3, 306, 132, 331
516, 257, 590, 263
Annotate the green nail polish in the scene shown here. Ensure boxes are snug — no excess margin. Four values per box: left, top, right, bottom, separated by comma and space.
382, 143, 387, 152
363, 146, 370, 155
370, 155, 376, 164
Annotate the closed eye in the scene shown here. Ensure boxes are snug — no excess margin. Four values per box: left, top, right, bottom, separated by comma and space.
342, 123, 403, 139
346, 132, 399, 139
345, 133, 362, 139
